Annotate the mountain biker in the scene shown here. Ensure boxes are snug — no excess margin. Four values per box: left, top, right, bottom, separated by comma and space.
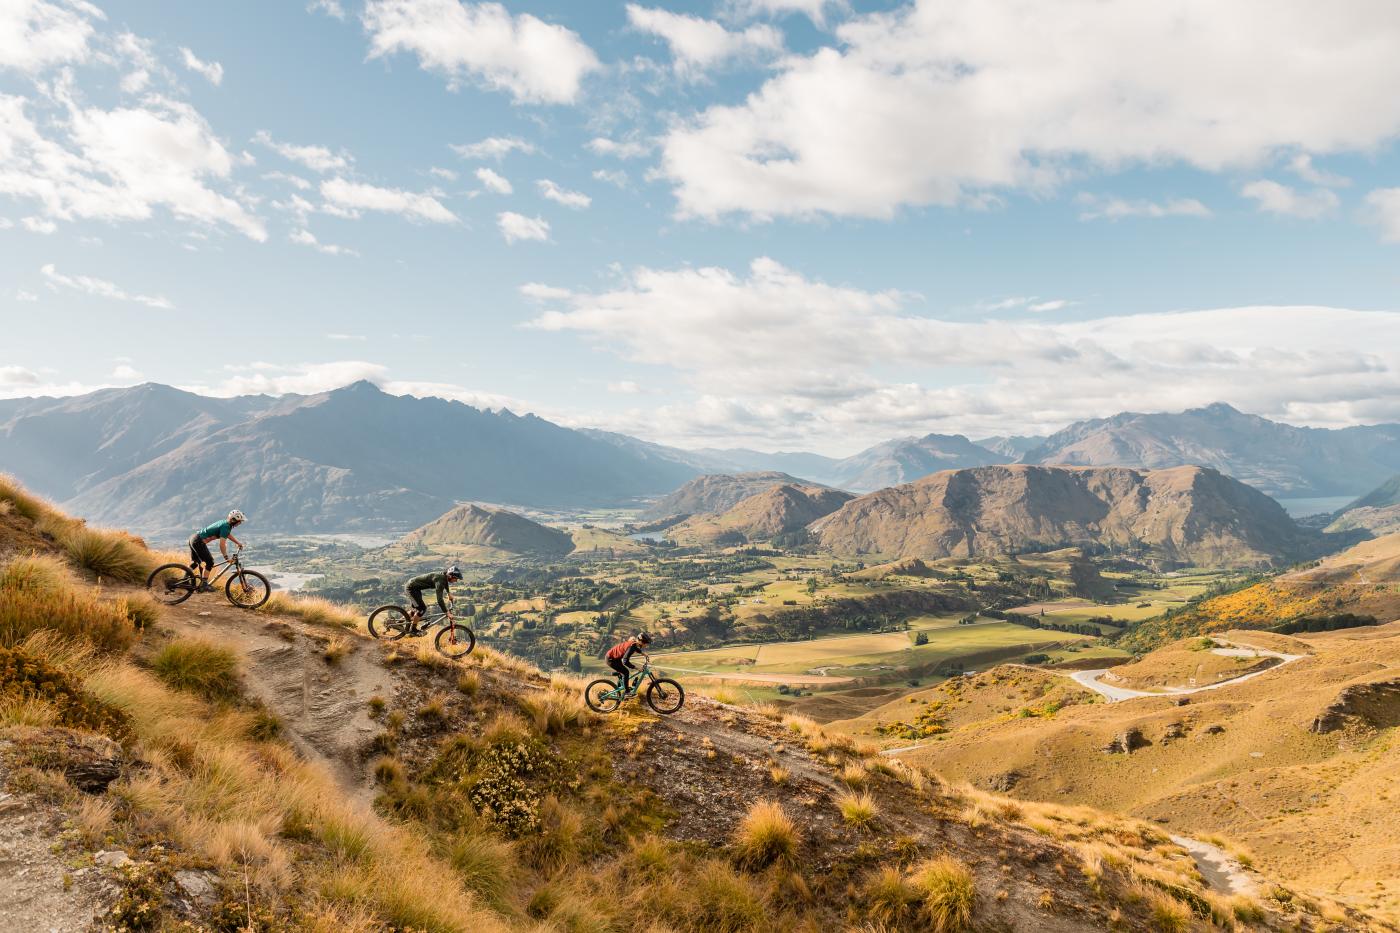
189, 510, 246, 592
606, 631, 653, 697
405, 566, 462, 634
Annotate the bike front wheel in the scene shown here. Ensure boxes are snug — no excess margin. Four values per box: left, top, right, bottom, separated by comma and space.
367, 605, 410, 640
226, 569, 271, 609
584, 679, 623, 713
147, 564, 196, 605
646, 678, 685, 715
434, 624, 475, 659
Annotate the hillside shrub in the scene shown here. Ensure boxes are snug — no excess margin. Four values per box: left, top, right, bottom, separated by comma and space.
1271, 613, 1378, 635
0, 644, 128, 734
150, 639, 241, 700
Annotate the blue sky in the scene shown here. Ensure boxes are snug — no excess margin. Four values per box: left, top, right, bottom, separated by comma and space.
2, 0, 1399, 454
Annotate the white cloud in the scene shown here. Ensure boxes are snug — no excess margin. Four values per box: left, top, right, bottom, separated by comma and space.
428, 166, 457, 180
21, 215, 56, 233
497, 210, 549, 243
519, 282, 571, 301
1288, 154, 1349, 188
592, 168, 628, 188
527, 256, 1400, 446
179, 47, 224, 85
1240, 180, 1339, 219
536, 178, 589, 209
262, 170, 312, 189
0, 0, 102, 73
450, 136, 535, 160
726, 0, 846, 25
320, 177, 457, 223
111, 363, 141, 380
626, 5, 781, 77
290, 228, 357, 255
474, 166, 511, 194
254, 130, 349, 173
0, 365, 40, 386
587, 136, 651, 159
15, 289, 38, 302
661, 0, 1400, 220
607, 380, 643, 394
1363, 188, 1400, 243
0, 93, 267, 240
362, 0, 599, 104
309, 0, 346, 19
327, 332, 366, 340
1027, 299, 1071, 313
1076, 194, 1212, 221
41, 262, 174, 310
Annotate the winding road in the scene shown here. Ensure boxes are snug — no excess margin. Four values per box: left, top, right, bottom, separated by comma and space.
1066, 639, 1306, 703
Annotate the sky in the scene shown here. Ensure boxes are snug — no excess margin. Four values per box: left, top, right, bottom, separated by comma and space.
2, 0, 1399, 456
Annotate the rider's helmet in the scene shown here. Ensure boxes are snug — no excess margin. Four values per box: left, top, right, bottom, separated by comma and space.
228, 509, 246, 524
637, 631, 653, 645
445, 565, 462, 581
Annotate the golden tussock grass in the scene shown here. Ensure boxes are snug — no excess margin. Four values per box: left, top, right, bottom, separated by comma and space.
37, 516, 156, 584
768, 764, 791, 785
841, 762, 870, 789
150, 638, 241, 700
261, 592, 360, 630
456, 670, 480, 696
838, 791, 880, 830
0, 473, 53, 523
518, 684, 591, 736
0, 555, 138, 652
733, 799, 800, 870
863, 865, 917, 925
910, 856, 976, 932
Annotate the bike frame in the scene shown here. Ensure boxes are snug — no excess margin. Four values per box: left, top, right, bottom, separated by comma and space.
604, 655, 659, 699
194, 552, 247, 586
413, 599, 472, 644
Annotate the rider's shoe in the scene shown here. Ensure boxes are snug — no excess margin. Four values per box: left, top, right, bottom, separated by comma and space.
197, 582, 214, 593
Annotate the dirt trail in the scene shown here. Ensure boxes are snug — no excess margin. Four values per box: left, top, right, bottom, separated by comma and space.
1066, 638, 1305, 703
150, 591, 396, 799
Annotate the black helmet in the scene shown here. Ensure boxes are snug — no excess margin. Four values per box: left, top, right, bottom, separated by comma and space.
637, 631, 653, 645
445, 565, 462, 580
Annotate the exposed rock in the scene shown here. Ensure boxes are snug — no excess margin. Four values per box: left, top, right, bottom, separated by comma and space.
174, 870, 217, 905
1101, 729, 1149, 754
1163, 722, 1186, 741
1203, 724, 1225, 735
94, 850, 132, 869
1310, 679, 1400, 734
984, 770, 1023, 792
1174, 697, 1190, 707
24, 731, 123, 793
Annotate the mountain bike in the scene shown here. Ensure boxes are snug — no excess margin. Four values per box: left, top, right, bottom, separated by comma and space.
146, 550, 271, 609
367, 597, 476, 659
584, 655, 684, 714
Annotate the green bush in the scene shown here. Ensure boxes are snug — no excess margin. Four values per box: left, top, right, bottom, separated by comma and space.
0, 644, 128, 734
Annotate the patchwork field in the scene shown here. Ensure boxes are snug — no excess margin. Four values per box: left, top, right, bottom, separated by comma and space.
653, 620, 1089, 680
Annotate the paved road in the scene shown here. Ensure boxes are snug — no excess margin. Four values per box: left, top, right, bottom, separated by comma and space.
1067, 639, 1306, 703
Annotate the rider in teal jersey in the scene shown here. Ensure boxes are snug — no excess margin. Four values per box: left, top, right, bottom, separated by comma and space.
189, 510, 246, 592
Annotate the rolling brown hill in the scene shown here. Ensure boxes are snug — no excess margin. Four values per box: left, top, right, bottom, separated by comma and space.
397, 502, 574, 556
668, 483, 854, 545
1329, 473, 1400, 535
640, 471, 817, 521
810, 464, 1313, 568
833, 626, 1400, 924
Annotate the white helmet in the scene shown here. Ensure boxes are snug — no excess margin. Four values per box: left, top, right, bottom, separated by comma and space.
228, 509, 247, 523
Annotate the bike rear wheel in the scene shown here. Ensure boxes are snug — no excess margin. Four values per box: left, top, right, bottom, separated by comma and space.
584, 679, 623, 713
147, 564, 196, 605
434, 624, 475, 659
368, 605, 410, 640
646, 678, 685, 715
225, 569, 271, 609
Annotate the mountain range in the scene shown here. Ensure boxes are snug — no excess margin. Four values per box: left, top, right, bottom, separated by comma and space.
4, 383, 1399, 537
397, 503, 574, 556
667, 483, 854, 546
810, 464, 1316, 568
